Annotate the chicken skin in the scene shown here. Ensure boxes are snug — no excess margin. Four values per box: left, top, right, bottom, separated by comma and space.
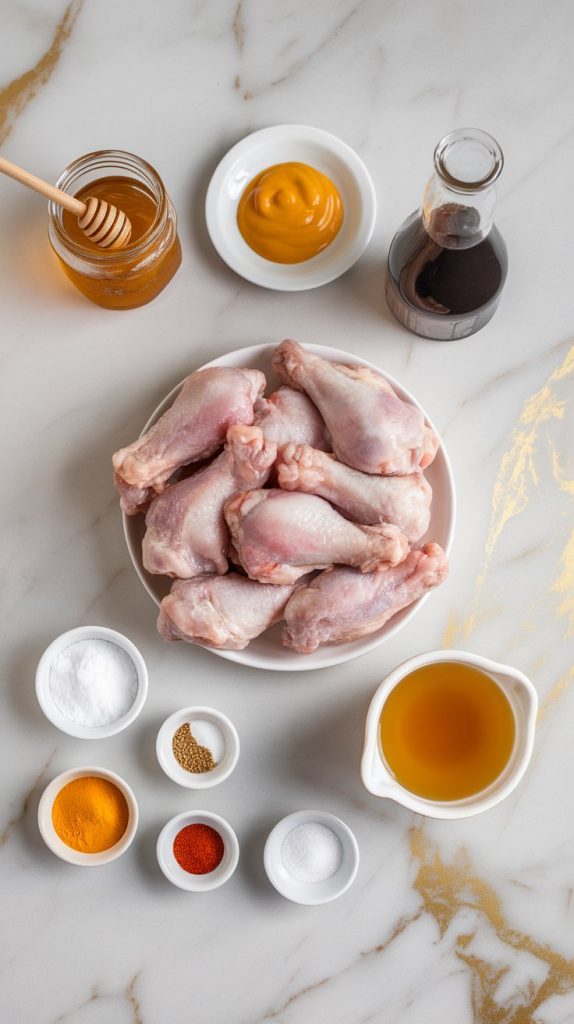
276, 443, 431, 542
283, 542, 448, 652
224, 488, 409, 585
253, 386, 330, 450
114, 366, 265, 514
157, 573, 297, 650
272, 340, 438, 475
142, 425, 277, 578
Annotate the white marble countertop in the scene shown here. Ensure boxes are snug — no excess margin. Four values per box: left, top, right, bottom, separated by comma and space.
1, 1, 574, 1021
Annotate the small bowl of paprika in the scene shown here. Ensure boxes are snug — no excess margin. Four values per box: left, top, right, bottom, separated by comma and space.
156, 810, 239, 891
37, 766, 138, 866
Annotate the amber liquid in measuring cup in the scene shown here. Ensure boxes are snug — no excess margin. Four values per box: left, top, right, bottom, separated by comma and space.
379, 662, 516, 801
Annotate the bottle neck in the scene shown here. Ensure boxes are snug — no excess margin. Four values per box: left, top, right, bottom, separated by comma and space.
421, 128, 503, 250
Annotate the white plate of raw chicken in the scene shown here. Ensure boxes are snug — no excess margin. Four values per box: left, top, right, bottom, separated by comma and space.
119, 342, 455, 671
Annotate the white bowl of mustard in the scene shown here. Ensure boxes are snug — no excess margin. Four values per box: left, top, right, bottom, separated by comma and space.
361, 650, 538, 819
205, 124, 377, 290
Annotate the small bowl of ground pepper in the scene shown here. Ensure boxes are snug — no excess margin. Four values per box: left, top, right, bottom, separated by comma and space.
156, 707, 239, 789
37, 766, 138, 866
156, 810, 239, 891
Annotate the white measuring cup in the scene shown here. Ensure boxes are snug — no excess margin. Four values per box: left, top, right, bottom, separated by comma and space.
361, 649, 538, 819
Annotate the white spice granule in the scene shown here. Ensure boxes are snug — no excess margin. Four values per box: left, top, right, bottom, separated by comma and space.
281, 822, 343, 883
49, 639, 138, 727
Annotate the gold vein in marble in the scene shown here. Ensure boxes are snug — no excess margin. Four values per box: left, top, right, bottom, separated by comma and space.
126, 976, 143, 1024
552, 529, 574, 638
0, 0, 84, 146
1, 749, 56, 845
240, 5, 359, 100
52, 973, 142, 1024
232, 1, 245, 53
411, 827, 574, 1023
253, 911, 421, 1022
444, 343, 574, 645
549, 439, 574, 495
538, 665, 574, 719
443, 610, 460, 649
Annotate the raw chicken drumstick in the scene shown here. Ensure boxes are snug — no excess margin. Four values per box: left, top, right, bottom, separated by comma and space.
113, 366, 265, 514
272, 340, 438, 475
224, 489, 409, 585
283, 542, 448, 653
142, 425, 277, 578
157, 573, 298, 650
253, 386, 330, 450
277, 443, 432, 543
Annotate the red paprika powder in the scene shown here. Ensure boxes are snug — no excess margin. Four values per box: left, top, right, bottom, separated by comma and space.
173, 823, 224, 874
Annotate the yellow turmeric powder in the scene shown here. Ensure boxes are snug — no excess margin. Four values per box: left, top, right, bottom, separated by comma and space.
52, 776, 129, 853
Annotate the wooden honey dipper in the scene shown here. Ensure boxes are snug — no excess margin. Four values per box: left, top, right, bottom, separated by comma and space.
0, 155, 132, 249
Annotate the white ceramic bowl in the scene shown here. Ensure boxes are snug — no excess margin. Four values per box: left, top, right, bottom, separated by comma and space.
264, 809, 359, 905
35, 625, 148, 739
38, 766, 138, 866
123, 342, 455, 671
156, 811, 239, 891
156, 706, 240, 789
361, 649, 538, 819
205, 124, 377, 290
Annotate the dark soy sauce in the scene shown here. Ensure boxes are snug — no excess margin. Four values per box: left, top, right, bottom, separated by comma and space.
386, 206, 508, 339
386, 129, 508, 340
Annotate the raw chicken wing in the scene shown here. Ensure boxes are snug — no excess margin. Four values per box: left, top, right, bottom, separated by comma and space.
273, 340, 438, 475
254, 386, 330, 450
113, 366, 265, 513
142, 425, 276, 578
224, 489, 409, 585
283, 542, 448, 652
277, 444, 431, 542
157, 573, 297, 650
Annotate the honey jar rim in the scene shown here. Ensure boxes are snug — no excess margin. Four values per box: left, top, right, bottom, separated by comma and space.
48, 149, 172, 264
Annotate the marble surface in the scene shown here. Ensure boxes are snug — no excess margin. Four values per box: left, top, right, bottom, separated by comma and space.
1, 1, 573, 1021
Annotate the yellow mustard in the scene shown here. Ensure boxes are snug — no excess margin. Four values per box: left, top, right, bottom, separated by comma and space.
237, 162, 343, 264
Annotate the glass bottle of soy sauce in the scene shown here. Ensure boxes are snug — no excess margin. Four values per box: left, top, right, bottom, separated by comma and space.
386, 128, 508, 340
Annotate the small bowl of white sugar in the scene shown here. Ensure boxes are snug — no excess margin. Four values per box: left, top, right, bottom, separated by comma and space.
264, 809, 359, 905
36, 626, 148, 739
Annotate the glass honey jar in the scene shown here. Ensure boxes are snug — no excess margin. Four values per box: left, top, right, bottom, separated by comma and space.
48, 150, 182, 309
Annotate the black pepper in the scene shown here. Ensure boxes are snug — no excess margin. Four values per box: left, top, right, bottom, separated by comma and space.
172, 723, 216, 773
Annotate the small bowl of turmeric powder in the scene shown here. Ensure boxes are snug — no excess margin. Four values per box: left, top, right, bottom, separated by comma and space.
38, 766, 138, 866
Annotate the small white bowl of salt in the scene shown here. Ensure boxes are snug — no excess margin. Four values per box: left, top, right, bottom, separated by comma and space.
36, 626, 148, 739
264, 809, 359, 905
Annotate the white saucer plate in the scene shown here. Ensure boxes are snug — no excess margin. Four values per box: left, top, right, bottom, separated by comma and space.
205, 124, 377, 291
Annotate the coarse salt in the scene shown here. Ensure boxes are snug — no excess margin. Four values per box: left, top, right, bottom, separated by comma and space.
49, 639, 138, 727
281, 822, 343, 883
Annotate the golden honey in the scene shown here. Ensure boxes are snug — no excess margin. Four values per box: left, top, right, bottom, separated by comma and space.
379, 662, 516, 801
62, 176, 157, 250
237, 161, 343, 263
49, 151, 181, 309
